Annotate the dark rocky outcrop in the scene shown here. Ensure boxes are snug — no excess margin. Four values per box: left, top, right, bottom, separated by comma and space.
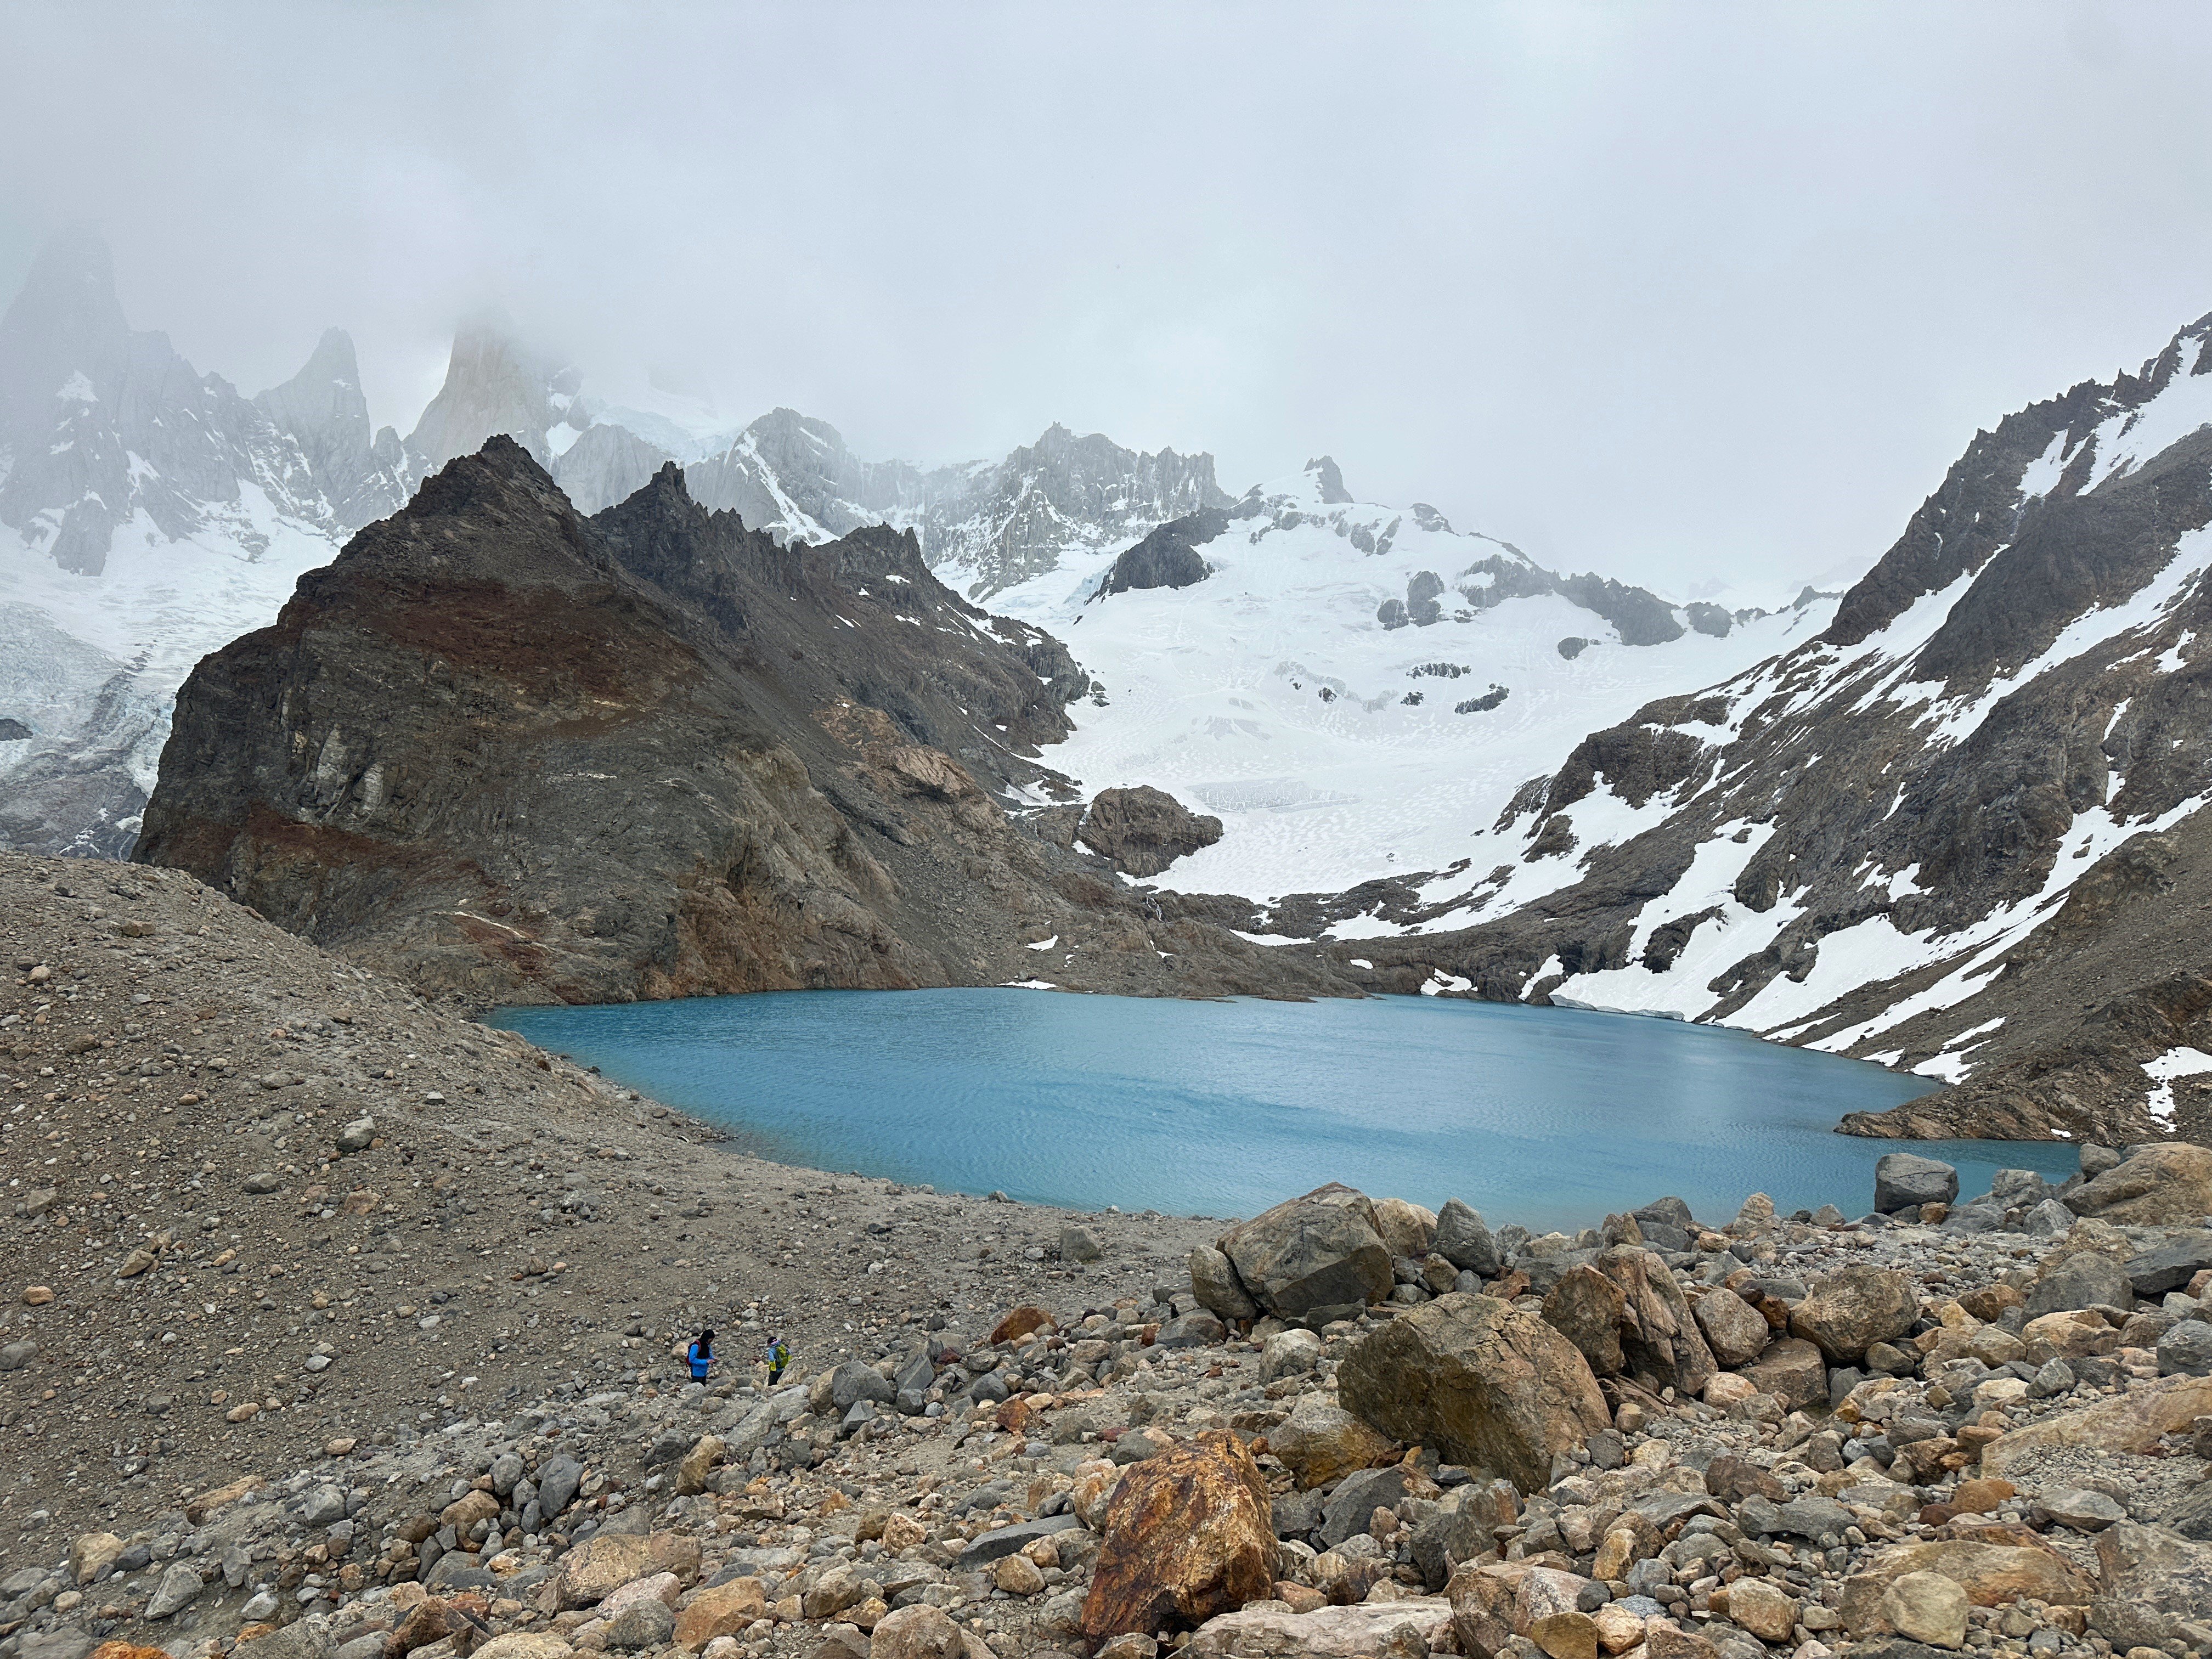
132, 439, 1349, 1007
1090, 509, 1228, 600
1076, 786, 1225, 878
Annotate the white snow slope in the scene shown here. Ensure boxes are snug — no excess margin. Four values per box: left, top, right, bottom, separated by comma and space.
989, 463, 1833, 901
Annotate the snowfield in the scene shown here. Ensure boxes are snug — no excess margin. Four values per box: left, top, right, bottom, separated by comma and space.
989, 464, 1834, 901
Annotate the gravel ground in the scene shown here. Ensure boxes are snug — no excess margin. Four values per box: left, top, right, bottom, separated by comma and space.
0, 852, 1216, 1565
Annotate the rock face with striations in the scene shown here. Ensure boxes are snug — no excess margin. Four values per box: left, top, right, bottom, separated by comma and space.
1336, 1292, 1611, 1493
1077, 785, 1226, 878
132, 439, 1349, 1007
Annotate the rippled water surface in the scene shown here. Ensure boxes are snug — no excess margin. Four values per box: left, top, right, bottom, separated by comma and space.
490, 990, 2079, 1232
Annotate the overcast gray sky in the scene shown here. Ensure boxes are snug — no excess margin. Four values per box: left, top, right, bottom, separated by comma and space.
6, 2, 2212, 598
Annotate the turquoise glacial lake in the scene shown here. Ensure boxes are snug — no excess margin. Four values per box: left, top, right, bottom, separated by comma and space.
489, 989, 2081, 1234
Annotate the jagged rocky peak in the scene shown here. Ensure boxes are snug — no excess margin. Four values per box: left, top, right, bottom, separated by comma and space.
135, 437, 1338, 1007
931, 422, 1234, 597
404, 315, 582, 473
0, 228, 331, 574
685, 407, 928, 544
253, 327, 410, 527
1304, 455, 1353, 504
0, 227, 130, 441
549, 420, 676, 515
1316, 301, 2212, 1147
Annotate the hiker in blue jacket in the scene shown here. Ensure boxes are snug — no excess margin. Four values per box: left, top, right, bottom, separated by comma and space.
687, 1328, 714, 1382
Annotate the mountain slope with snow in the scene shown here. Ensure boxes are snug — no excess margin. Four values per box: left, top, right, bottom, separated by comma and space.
1310, 310, 2212, 1146
0, 234, 394, 853
986, 459, 1834, 901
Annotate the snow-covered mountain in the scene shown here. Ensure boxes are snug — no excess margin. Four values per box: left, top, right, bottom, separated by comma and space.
985, 458, 1835, 900
0, 232, 1842, 902
0, 233, 400, 853
1308, 309, 2212, 1146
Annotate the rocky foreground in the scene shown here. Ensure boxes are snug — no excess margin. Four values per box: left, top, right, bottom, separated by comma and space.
10, 857, 2212, 1659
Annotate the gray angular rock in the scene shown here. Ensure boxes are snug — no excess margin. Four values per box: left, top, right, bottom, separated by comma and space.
536, 1454, 584, 1516
299, 1484, 347, 1525
1216, 1182, 1392, 1321
605, 1599, 676, 1651
2031, 1488, 2126, 1531
1188, 1245, 1259, 1322
2090, 1521, 2212, 1650
1434, 1199, 1501, 1276
1875, 1153, 1959, 1214
1157, 1312, 1227, 1348
145, 1560, 205, 1618
2024, 1198, 2076, 1239
2157, 1319, 2212, 1377
830, 1359, 896, 1409
2128, 1232, 2212, 1296
2025, 1252, 2134, 1319
955, 1514, 1082, 1571
2166, 1483, 2212, 1542
1318, 1466, 1417, 1548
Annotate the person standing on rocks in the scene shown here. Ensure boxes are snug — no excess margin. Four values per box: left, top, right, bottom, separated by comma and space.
764, 1333, 789, 1385
686, 1328, 714, 1383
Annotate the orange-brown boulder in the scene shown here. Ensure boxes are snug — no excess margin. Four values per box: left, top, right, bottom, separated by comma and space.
991, 1306, 1057, 1345
1080, 1430, 1274, 1649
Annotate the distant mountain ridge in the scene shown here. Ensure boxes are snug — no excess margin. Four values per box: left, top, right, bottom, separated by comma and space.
0, 230, 1747, 863
1292, 308, 2212, 1146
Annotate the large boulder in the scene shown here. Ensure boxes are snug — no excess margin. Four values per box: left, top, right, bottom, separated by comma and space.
674, 1578, 766, 1651
1693, 1287, 1771, 1370
1874, 1154, 1959, 1215
1434, 1200, 1501, 1277
555, 1533, 702, 1609
1788, 1264, 1919, 1363
1541, 1266, 1626, 1375
2089, 1523, 2212, 1651
2024, 1251, 2133, 1319
1985, 1374, 2212, 1476
1217, 1183, 1393, 1322
2126, 1231, 2212, 1297
1373, 1198, 1438, 1260
1839, 1540, 2092, 1638
1080, 1431, 1276, 1646
1077, 786, 1225, 878
1268, 1392, 1397, 1489
1188, 1246, 1260, 1323
1336, 1293, 1611, 1493
1745, 1336, 1830, 1411
870, 1606, 966, 1659
2066, 1144, 2212, 1226
1595, 1245, 1714, 1395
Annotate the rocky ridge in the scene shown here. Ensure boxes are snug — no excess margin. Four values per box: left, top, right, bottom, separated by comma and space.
128, 442, 1337, 1006
1263, 309, 2212, 1147
12, 853, 2212, 1659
